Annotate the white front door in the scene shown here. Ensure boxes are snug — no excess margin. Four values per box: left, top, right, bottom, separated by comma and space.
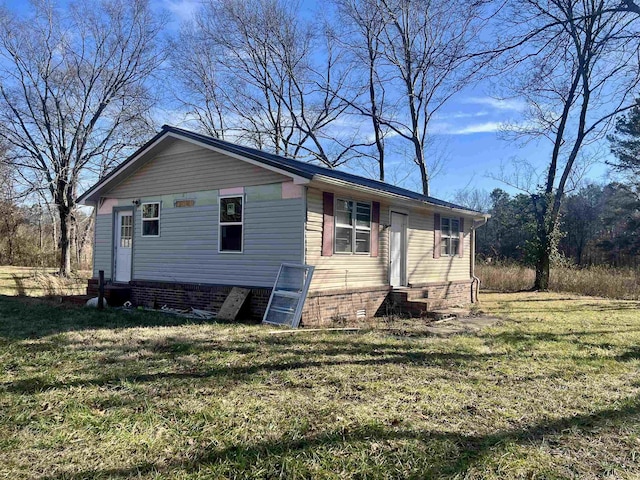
114, 211, 133, 283
390, 212, 407, 287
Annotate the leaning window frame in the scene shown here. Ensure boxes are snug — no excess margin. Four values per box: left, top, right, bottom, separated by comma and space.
218, 194, 244, 254
334, 198, 372, 255
440, 216, 460, 257
140, 202, 160, 237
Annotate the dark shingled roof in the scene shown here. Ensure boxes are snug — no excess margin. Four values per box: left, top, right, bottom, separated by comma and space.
160, 125, 480, 213
79, 124, 482, 214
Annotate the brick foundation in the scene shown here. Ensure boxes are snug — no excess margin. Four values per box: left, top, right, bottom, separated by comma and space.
88, 278, 271, 321
300, 280, 473, 327
86, 278, 473, 326
301, 286, 391, 327
129, 280, 271, 321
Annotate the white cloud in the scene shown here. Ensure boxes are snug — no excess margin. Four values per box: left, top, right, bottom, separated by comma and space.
434, 111, 490, 120
462, 96, 527, 112
162, 0, 201, 22
448, 121, 506, 135
429, 121, 512, 135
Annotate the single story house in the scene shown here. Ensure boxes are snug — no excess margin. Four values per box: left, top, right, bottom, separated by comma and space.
79, 125, 488, 326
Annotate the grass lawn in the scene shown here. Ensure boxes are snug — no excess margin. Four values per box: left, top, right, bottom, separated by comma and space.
1, 292, 640, 479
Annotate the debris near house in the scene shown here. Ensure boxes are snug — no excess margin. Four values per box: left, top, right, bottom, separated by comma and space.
216, 287, 250, 321
85, 297, 109, 308
141, 305, 217, 320
263, 264, 315, 328
268, 327, 361, 335
191, 308, 215, 320
429, 307, 472, 321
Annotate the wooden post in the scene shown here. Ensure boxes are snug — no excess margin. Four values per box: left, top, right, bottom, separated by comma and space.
98, 270, 105, 310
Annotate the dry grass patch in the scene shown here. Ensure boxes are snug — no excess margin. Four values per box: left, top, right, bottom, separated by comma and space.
0, 266, 90, 297
1, 292, 639, 478
478, 263, 640, 300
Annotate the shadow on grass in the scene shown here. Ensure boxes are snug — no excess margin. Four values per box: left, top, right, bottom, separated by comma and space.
0, 295, 220, 340
617, 346, 640, 362
496, 303, 640, 315
482, 329, 640, 363
485, 329, 640, 345
40, 393, 640, 479
1, 347, 502, 395
10, 274, 27, 296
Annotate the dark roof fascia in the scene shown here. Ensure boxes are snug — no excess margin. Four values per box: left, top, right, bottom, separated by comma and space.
163, 126, 483, 215
77, 128, 170, 204
78, 124, 484, 216
162, 126, 314, 180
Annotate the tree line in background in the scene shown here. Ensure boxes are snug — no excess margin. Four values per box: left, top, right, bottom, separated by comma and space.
473, 181, 640, 268
0, 158, 92, 269
467, 100, 640, 269
0, 0, 639, 286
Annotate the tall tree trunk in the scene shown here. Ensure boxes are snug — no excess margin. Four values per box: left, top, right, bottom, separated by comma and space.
70, 212, 77, 268
414, 139, 428, 196
532, 195, 552, 290
366, 37, 384, 181
534, 245, 551, 290
48, 203, 57, 255
58, 207, 72, 277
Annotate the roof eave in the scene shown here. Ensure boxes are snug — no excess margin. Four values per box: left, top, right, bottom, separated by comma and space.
311, 175, 487, 218
77, 128, 312, 206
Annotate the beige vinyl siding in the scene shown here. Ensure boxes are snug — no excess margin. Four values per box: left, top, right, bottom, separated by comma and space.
106, 139, 289, 198
306, 187, 389, 292
93, 213, 113, 278
406, 210, 472, 284
305, 186, 474, 291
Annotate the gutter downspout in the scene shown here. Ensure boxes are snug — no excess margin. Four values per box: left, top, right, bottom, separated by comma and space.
471, 215, 489, 303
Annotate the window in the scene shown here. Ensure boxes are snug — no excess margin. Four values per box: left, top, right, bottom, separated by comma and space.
120, 215, 132, 247
335, 198, 371, 254
219, 196, 243, 252
441, 217, 460, 256
141, 202, 160, 237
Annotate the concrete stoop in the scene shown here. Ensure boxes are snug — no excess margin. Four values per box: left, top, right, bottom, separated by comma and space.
388, 288, 471, 319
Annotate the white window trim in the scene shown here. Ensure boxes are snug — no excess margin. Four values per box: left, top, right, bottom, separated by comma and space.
334, 198, 372, 255
218, 194, 244, 254
141, 202, 160, 237
441, 216, 460, 257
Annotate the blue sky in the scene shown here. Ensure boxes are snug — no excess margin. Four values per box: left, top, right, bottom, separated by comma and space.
6, 0, 616, 203
143, 0, 619, 201
169, 0, 622, 199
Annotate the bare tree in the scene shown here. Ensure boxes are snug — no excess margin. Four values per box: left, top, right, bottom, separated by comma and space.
453, 186, 492, 213
170, 27, 228, 139
492, 0, 640, 289
0, 0, 165, 276
0, 152, 22, 264
332, 0, 390, 180
373, 0, 487, 195
175, 0, 358, 168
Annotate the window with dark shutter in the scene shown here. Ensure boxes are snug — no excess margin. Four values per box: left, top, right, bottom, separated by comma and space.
371, 201, 380, 257
322, 192, 334, 256
433, 213, 441, 259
